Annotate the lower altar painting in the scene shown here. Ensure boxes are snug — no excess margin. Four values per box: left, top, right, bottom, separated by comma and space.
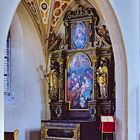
67, 53, 93, 110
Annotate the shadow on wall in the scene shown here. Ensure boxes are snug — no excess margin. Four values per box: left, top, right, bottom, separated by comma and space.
25, 130, 41, 140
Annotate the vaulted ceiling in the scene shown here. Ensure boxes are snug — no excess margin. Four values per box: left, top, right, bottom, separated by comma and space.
22, 0, 105, 54
22, 0, 74, 45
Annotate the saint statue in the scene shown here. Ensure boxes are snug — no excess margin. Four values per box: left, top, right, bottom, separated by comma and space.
97, 58, 108, 98
48, 62, 58, 100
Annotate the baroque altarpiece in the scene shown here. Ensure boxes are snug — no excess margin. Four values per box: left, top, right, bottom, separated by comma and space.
41, 5, 115, 140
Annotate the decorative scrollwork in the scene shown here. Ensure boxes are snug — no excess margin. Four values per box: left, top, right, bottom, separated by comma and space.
65, 5, 99, 25
94, 31, 112, 48
41, 126, 48, 139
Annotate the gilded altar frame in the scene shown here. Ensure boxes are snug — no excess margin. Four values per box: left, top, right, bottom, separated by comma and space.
48, 5, 115, 120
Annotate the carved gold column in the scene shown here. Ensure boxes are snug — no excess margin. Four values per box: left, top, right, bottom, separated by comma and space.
92, 55, 98, 100
58, 57, 65, 102
88, 54, 98, 119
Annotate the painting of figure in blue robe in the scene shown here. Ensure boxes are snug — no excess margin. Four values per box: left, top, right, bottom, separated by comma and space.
72, 22, 89, 49
67, 53, 93, 109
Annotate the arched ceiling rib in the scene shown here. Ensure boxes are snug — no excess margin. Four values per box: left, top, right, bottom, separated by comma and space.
49, 0, 73, 33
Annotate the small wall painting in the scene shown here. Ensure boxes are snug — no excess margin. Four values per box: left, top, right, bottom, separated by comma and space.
72, 22, 89, 49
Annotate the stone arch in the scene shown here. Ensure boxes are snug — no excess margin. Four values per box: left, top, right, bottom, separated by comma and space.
4, 1, 46, 140
0, 0, 22, 139
54, 1, 128, 139
54, 0, 128, 140
0, 0, 127, 140
88, 1, 128, 140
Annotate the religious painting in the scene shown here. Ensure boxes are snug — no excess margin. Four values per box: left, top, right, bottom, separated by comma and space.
71, 22, 89, 49
67, 53, 93, 110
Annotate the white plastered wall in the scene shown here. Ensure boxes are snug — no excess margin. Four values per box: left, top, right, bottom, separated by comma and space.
4, 3, 46, 140
110, 1, 139, 140
0, 0, 21, 139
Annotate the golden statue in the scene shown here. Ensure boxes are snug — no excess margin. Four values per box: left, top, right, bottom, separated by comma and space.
48, 66, 58, 100
97, 59, 108, 98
